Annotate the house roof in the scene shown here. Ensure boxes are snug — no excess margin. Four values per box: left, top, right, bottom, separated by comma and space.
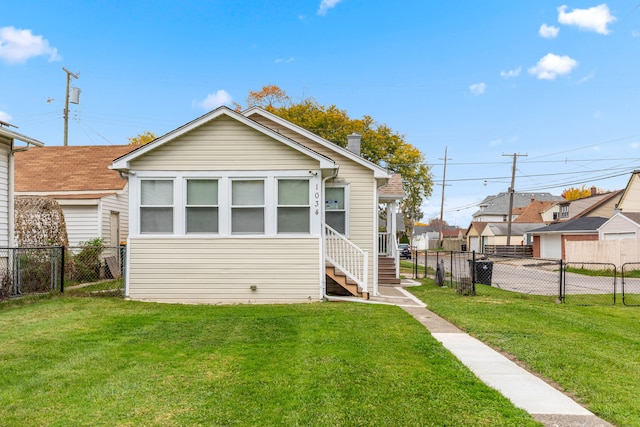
559, 190, 623, 221
243, 107, 391, 180
466, 221, 489, 235
378, 174, 404, 201
0, 126, 45, 147
112, 107, 337, 172
619, 212, 640, 225
472, 192, 564, 217
529, 216, 608, 234
513, 200, 558, 223
15, 145, 136, 193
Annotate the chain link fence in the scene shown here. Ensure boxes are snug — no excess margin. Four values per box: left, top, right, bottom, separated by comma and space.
0, 245, 125, 301
409, 250, 640, 306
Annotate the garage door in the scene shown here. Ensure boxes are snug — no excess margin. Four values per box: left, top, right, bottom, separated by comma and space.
603, 232, 636, 240
540, 234, 562, 259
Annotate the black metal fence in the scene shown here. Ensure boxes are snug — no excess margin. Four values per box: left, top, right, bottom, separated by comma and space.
0, 245, 125, 301
410, 250, 640, 306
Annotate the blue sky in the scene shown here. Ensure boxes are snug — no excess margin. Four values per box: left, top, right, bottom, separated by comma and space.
2, 1, 640, 226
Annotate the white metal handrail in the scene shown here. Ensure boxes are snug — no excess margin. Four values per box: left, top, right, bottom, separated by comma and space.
324, 223, 368, 294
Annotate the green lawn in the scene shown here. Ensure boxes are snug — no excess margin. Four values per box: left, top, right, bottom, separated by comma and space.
409, 280, 640, 427
0, 295, 538, 427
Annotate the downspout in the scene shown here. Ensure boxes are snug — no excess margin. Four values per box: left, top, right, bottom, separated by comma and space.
321, 166, 339, 300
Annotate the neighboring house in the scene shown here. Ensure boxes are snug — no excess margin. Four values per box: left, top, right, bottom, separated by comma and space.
0, 124, 45, 247
472, 192, 564, 222
513, 200, 558, 224
615, 170, 640, 212
466, 222, 489, 253
15, 145, 136, 247
529, 217, 608, 259
111, 106, 401, 304
553, 189, 622, 222
480, 223, 541, 247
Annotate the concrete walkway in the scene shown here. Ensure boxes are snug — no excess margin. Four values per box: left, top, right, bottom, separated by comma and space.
371, 282, 614, 427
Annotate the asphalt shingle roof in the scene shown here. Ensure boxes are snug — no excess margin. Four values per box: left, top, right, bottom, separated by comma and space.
15, 145, 137, 193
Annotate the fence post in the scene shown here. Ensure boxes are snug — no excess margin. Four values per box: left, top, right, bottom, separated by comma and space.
423, 249, 427, 279
558, 259, 562, 302
60, 246, 65, 293
471, 250, 476, 295
450, 250, 454, 287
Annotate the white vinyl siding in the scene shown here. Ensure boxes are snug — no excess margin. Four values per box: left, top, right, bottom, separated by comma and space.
100, 191, 129, 247
127, 237, 321, 303
0, 143, 9, 247
599, 213, 640, 240
130, 115, 319, 171
61, 205, 100, 246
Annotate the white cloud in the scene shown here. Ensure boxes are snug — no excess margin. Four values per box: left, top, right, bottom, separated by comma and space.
593, 110, 602, 119
318, 0, 343, 16
469, 82, 486, 95
557, 4, 616, 35
194, 90, 233, 110
528, 53, 578, 80
500, 67, 521, 78
0, 111, 12, 123
275, 57, 295, 64
489, 139, 502, 147
631, 142, 640, 149
539, 23, 560, 38
0, 26, 61, 64
632, 30, 640, 38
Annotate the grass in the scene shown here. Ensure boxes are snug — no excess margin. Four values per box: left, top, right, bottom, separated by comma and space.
565, 265, 640, 278
0, 296, 539, 427
409, 280, 640, 427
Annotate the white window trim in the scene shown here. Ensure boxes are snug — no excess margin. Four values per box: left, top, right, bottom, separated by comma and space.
184, 178, 220, 234
129, 170, 321, 238
139, 178, 175, 234
277, 178, 312, 234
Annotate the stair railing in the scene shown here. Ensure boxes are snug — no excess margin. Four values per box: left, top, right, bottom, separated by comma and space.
323, 223, 368, 294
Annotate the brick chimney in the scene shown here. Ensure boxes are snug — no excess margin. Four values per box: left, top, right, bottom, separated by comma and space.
347, 133, 361, 156
591, 186, 597, 196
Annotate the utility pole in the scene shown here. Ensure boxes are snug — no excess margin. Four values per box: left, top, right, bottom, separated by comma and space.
438, 147, 452, 247
503, 153, 527, 245
62, 67, 79, 146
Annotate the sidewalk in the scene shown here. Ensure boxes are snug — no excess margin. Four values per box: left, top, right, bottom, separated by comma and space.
373, 282, 614, 427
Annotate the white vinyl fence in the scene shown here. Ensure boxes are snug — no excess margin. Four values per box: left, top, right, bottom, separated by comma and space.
565, 238, 640, 268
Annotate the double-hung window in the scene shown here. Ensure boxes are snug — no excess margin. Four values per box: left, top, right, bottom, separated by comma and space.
186, 179, 218, 233
325, 186, 347, 235
231, 180, 265, 234
140, 179, 174, 233
277, 179, 310, 233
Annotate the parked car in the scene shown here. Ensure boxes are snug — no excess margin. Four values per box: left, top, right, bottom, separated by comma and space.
398, 243, 412, 259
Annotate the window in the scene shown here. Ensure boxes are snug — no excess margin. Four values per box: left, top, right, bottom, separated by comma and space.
277, 179, 310, 233
186, 179, 218, 233
325, 186, 346, 234
560, 205, 569, 218
140, 180, 174, 233
231, 180, 265, 234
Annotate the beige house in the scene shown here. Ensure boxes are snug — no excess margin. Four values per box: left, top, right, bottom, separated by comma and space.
15, 145, 136, 247
0, 125, 45, 247
111, 107, 401, 304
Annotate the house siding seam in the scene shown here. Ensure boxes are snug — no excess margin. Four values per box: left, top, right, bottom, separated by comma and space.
127, 237, 321, 303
